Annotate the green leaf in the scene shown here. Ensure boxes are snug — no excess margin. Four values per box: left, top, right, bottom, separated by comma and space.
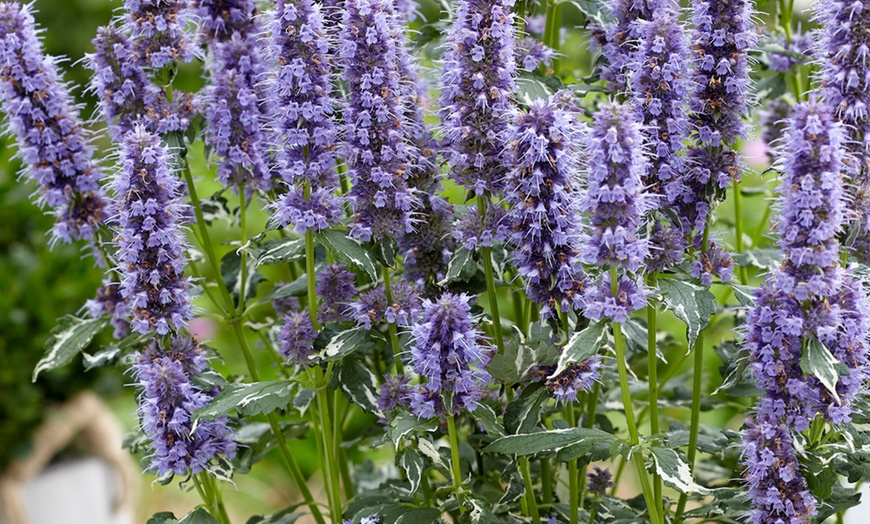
33, 315, 108, 381
657, 279, 716, 354
179, 508, 220, 524
801, 339, 843, 403
504, 382, 548, 435
83, 330, 153, 370
471, 403, 506, 438
815, 484, 861, 522
460, 495, 501, 524
330, 357, 381, 414
388, 409, 438, 447
734, 249, 783, 271
552, 321, 607, 377
396, 448, 426, 493
438, 247, 476, 285
194, 380, 296, 424
804, 455, 837, 500
556, 430, 621, 462
516, 75, 556, 104
730, 283, 756, 307
648, 446, 705, 495
221, 250, 265, 303
255, 237, 305, 267
373, 236, 399, 268
245, 505, 303, 524
317, 327, 371, 362
488, 338, 535, 386
484, 427, 616, 457
316, 229, 378, 280
147, 513, 179, 524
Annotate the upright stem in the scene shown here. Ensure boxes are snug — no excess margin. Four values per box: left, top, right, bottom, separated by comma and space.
304, 184, 320, 331
578, 381, 601, 508
382, 267, 406, 374
446, 414, 466, 513
567, 403, 579, 524
315, 367, 343, 522
733, 183, 749, 285
477, 198, 506, 355
543, 0, 562, 73
647, 273, 663, 517
519, 456, 541, 524
609, 266, 663, 524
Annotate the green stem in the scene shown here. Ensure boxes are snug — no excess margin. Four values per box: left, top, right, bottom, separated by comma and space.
237, 185, 248, 317
610, 267, 663, 524
567, 403, 579, 524
733, 183, 749, 285
519, 456, 541, 524
477, 198, 506, 355
383, 267, 406, 374
543, 0, 562, 73
646, 274, 663, 519
315, 368, 343, 522
541, 458, 553, 505
578, 381, 601, 508
304, 183, 321, 331
446, 414, 466, 513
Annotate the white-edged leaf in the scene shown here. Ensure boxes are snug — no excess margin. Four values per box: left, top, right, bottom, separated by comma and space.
317, 327, 369, 362
396, 448, 426, 493
552, 321, 607, 377
504, 382, 548, 435
801, 339, 843, 403
388, 409, 438, 448
330, 358, 381, 414
33, 315, 108, 381
649, 446, 706, 495
471, 403, 506, 438
658, 279, 716, 354
438, 247, 476, 285
315, 229, 378, 280
193, 380, 295, 425
255, 237, 305, 267
484, 427, 615, 456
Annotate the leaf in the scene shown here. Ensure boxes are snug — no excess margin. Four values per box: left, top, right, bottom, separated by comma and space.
648, 446, 706, 495
33, 315, 108, 381
83, 330, 153, 370
396, 448, 426, 493
471, 403, 506, 438
504, 382, 548, 435
204, 454, 235, 485
552, 321, 607, 377
246, 504, 303, 524
179, 508, 220, 524
373, 236, 399, 268
317, 327, 371, 362
221, 250, 265, 304
516, 75, 556, 104
488, 338, 535, 386
657, 279, 716, 354
556, 430, 621, 462
484, 427, 616, 457
460, 495, 501, 524
730, 283, 756, 307
801, 339, 843, 403
255, 237, 305, 267
438, 247, 476, 285
194, 380, 296, 425
815, 484, 861, 522
316, 229, 378, 280
734, 249, 782, 271
291, 387, 315, 415
147, 513, 179, 524
330, 357, 381, 414
388, 409, 438, 447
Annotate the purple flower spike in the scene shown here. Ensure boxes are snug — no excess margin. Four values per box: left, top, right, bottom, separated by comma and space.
506, 93, 587, 318
86, 279, 131, 339
114, 126, 192, 335
439, 0, 517, 197
123, 0, 195, 71
0, 2, 108, 243
317, 263, 357, 323
409, 293, 492, 417
88, 25, 194, 139
339, 0, 415, 242
268, 0, 342, 234
278, 311, 317, 365
376, 373, 411, 424
453, 205, 508, 251
133, 336, 236, 477
530, 356, 602, 403
583, 273, 647, 323
351, 282, 421, 330
516, 37, 554, 72
197, 0, 272, 190
587, 466, 615, 496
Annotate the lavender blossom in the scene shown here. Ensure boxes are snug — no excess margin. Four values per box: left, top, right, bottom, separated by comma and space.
350, 282, 421, 329
630, 8, 691, 192
133, 336, 236, 476
438, 0, 516, 196
114, 126, 192, 335
690, 240, 734, 286
408, 293, 491, 416
272, 286, 300, 315
645, 222, 685, 273
516, 37, 554, 72
530, 356, 602, 403
766, 32, 812, 73
453, 205, 507, 251
123, 0, 195, 71
583, 274, 647, 323
759, 97, 792, 163
278, 312, 317, 365
197, 0, 272, 190
85, 279, 131, 339
88, 25, 193, 139
587, 466, 615, 496
376, 373, 411, 423
317, 263, 357, 323
268, 0, 342, 234
0, 2, 107, 243
506, 94, 586, 318
339, 0, 415, 241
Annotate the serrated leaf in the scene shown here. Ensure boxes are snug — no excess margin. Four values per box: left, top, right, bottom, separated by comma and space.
291, 387, 315, 415
658, 279, 716, 354
83, 330, 153, 370
255, 237, 305, 267
330, 357, 381, 414
815, 484, 861, 522
552, 321, 607, 377
221, 250, 265, 304
396, 448, 426, 493
488, 338, 536, 386
801, 339, 842, 403
317, 327, 370, 362
516, 75, 556, 104
245, 504, 303, 524
556, 430, 621, 462
460, 495, 501, 524
438, 246, 476, 285
316, 229, 378, 280
648, 446, 706, 495
504, 382, 548, 435
388, 410, 438, 447
730, 283, 756, 307
179, 508, 220, 524
471, 403, 506, 438
484, 427, 615, 456
194, 380, 295, 425
33, 315, 108, 381
147, 512, 179, 524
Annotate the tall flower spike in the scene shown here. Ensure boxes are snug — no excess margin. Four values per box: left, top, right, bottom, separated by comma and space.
123, 0, 195, 71
268, 0, 341, 233
439, 0, 517, 197
0, 2, 107, 243
506, 93, 586, 318
87, 25, 193, 139
316, 263, 357, 323
197, 0, 272, 190
580, 102, 650, 322
409, 293, 492, 418
133, 336, 236, 476
114, 126, 193, 335
339, 0, 415, 241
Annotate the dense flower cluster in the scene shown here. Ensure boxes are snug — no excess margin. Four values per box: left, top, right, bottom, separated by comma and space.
645, 222, 685, 273
516, 36, 554, 72
742, 102, 870, 522
439, 0, 516, 196
88, 25, 193, 138
506, 94, 586, 317
350, 282, 421, 330
271, 285, 300, 315
376, 373, 410, 423
596, 0, 671, 91
197, 0, 272, 190
760, 97, 792, 163
278, 311, 317, 365
0, 2, 107, 243
113, 126, 192, 335
408, 293, 491, 417
269, 0, 341, 234
530, 356, 601, 403
690, 240, 734, 286
317, 263, 357, 323
86, 279, 131, 339
123, 0, 194, 71
453, 205, 507, 251
339, 0, 414, 241
133, 336, 236, 476
586, 466, 615, 496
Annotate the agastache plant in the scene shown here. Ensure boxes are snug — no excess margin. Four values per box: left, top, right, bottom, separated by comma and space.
0, 2, 107, 243
123, 0, 195, 71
